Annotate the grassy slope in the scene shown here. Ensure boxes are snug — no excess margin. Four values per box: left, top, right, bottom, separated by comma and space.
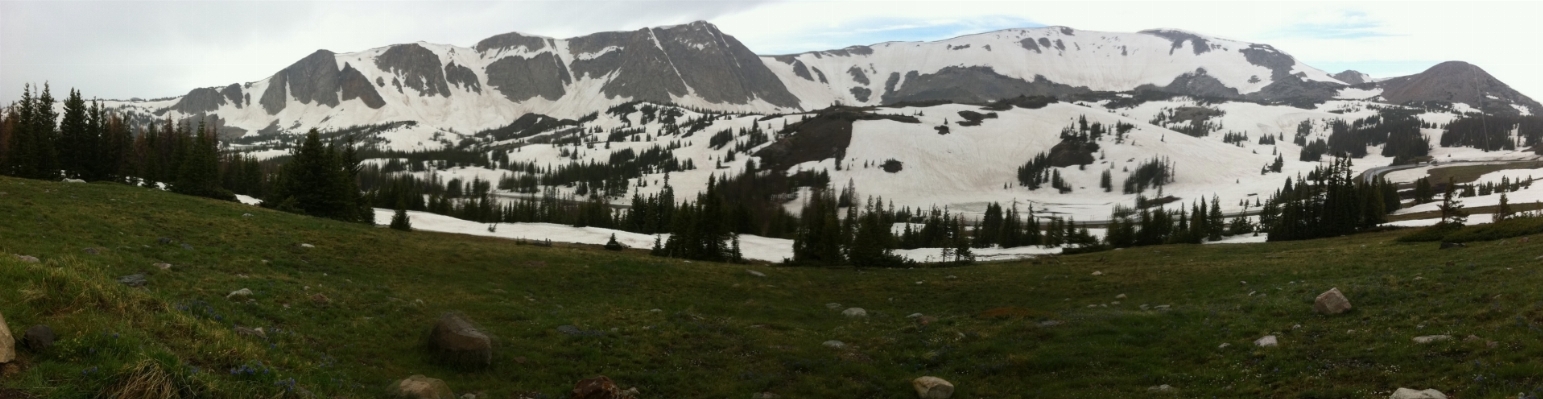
1, 176, 1542, 398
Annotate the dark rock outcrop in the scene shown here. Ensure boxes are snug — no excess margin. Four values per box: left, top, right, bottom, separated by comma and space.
1239, 44, 1342, 107
260, 49, 343, 114
850, 87, 872, 102
791, 59, 814, 81
878, 66, 1092, 105
474, 31, 547, 54
170, 86, 230, 114
555, 21, 798, 108
1140, 29, 1212, 55
1332, 70, 1371, 85
1018, 38, 1042, 53
1145, 68, 1242, 99
754, 107, 919, 171
847, 66, 870, 85
487, 53, 570, 102
443, 62, 481, 93
1379, 61, 1542, 115
375, 44, 451, 97
339, 63, 386, 109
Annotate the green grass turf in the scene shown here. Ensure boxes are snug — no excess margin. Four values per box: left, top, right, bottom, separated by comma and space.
1, 176, 1542, 398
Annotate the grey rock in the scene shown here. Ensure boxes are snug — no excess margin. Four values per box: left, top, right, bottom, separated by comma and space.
911, 376, 954, 399
1389, 388, 1448, 399
14, 255, 39, 263
389, 374, 455, 399
227, 288, 253, 299
486, 53, 570, 102
1148, 384, 1176, 392
1313, 287, 1352, 315
22, 325, 55, 352
429, 313, 492, 369
180, 243, 193, 250
557, 325, 603, 337
234, 326, 267, 339
1413, 335, 1452, 344
375, 44, 451, 97
118, 274, 147, 287
822, 340, 845, 349
752, 392, 780, 399
907, 313, 923, 318
842, 307, 867, 317
746, 269, 766, 277
1255, 335, 1278, 347
0, 311, 13, 363
825, 302, 842, 310
155, 263, 172, 270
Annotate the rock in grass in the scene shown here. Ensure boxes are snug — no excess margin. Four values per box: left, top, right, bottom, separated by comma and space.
14, 255, 39, 263
571, 375, 633, 399
752, 392, 780, 399
118, 274, 147, 287
22, 325, 54, 352
299, 243, 315, 249
822, 340, 845, 348
226, 288, 253, 300
747, 269, 767, 277
154, 262, 172, 270
826, 302, 843, 310
234, 326, 266, 339
0, 312, 14, 363
1313, 287, 1352, 315
428, 313, 492, 369
390, 374, 454, 399
1389, 388, 1448, 399
1148, 384, 1176, 392
842, 307, 868, 317
1412, 335, 1452, 344
911, 376, 955, 399
1254, 335, 1278, 347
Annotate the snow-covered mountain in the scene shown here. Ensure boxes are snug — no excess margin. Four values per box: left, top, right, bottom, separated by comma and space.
107, 22, 1538, 143
97, 22, 1543, 226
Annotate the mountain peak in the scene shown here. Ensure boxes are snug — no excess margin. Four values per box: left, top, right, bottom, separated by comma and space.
1380, 60, 1539, 114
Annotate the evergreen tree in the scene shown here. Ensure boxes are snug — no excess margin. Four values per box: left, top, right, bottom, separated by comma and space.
265, 129, 370, 223
1437, 177, 1468, 226
57, 89, 89, 179
171, 121, 234, 200
389, 199, 413, 231
1496, 192, 1513, 222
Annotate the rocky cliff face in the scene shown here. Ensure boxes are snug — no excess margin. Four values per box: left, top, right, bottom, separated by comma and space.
133, 23, 1537, 141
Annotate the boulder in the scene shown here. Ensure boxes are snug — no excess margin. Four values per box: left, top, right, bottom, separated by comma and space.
842, 308, 868, 317
118, 274, 147, 287
226, 288, 253, 300
390, 375, 454, 399
911, 376, 955, 399
1148, 384, 1176, 392
1313, 287, 1352, 315
825, 302, 843, 310
14, 255, 39, 263
22, 325, 55, 351
428, 313, 491, 369
1389, 388, 1447, 399
154, 263, 172, 270
571, 375, 634, 399
0, 312, 14, 363
747, 269, 767, 277
1254, 335, 1278, 347
822, 340, 846, 349
1413, 335, 1452, 344
234, 326, 266, 339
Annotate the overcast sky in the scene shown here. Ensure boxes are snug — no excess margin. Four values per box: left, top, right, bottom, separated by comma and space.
4, 1, 1542, 104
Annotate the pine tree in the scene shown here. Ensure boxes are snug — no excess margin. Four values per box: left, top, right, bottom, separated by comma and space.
265, 129, 369, 222
172, 121, 234, 200
389, 201, 413, 231
57, 89, 89, 179
1496, 192, 1513, 222
1437, 177, 1468, 226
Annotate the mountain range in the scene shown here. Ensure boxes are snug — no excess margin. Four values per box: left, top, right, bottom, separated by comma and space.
108, 21, 1537, 142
